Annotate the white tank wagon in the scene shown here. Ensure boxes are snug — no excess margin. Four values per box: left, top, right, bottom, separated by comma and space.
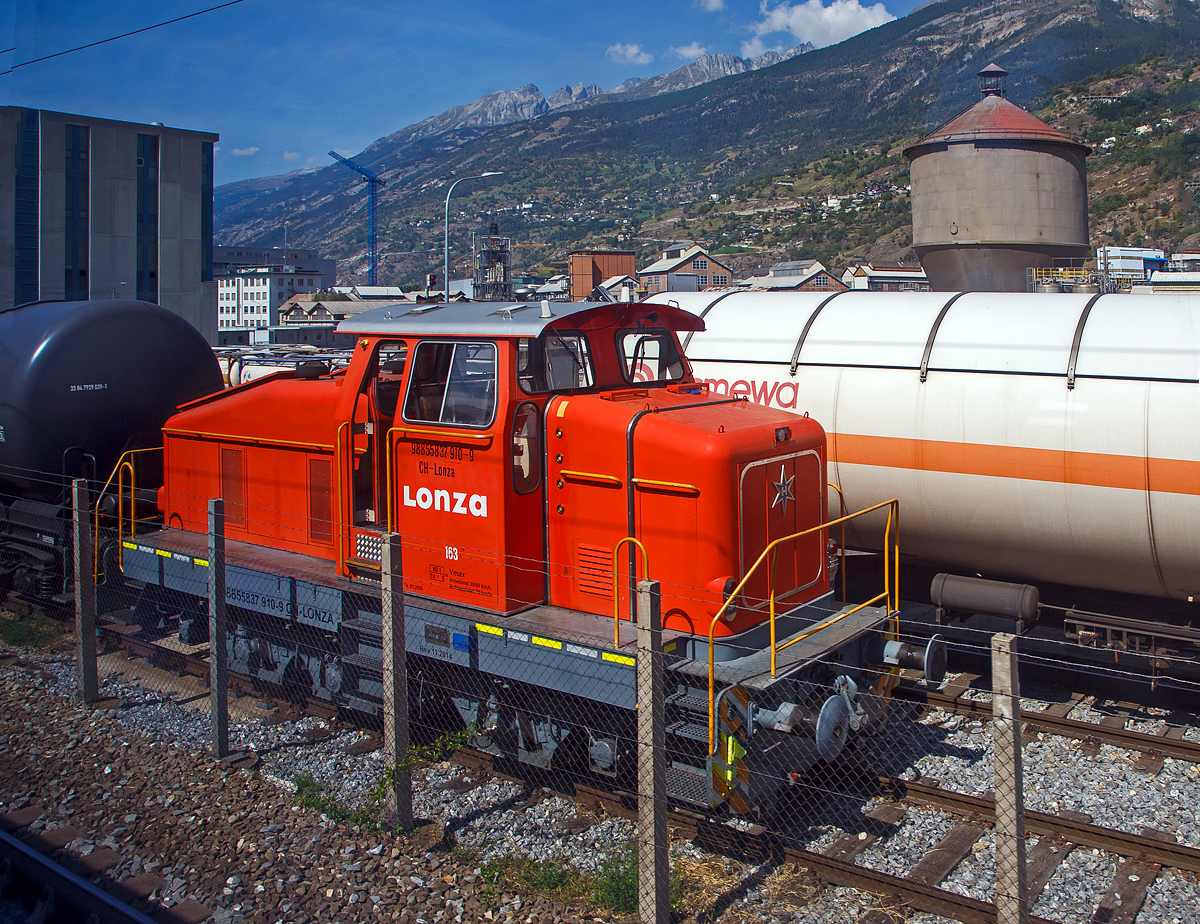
645, 289, 1200, 602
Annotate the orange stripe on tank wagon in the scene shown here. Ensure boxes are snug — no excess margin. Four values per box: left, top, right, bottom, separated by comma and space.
828, 433, 1200, 496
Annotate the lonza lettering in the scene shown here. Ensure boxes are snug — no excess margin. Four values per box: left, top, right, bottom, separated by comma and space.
703, 377, 798, 409
403, 485, 488, 517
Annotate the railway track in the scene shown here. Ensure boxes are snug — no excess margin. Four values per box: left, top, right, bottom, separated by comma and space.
93, 623, 1200, 923
462, 746, 1199, 924
0, 814, 202, 924
893, 673, 1200, 769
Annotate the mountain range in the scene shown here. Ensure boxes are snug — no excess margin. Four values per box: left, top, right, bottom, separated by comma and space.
215, 0, 1200, 286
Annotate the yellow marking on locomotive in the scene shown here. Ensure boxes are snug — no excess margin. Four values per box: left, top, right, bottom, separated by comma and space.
602, 652, 635, 666
122, 541, 136, 550
155, 549, 171, 557
532, 636, 562, 649
476, 623, 503, 636
194, 558, 209, 567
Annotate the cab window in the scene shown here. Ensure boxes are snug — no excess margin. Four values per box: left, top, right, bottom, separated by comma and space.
374, 341, 407, 418
517, 332, 595, 394
616, 328, 686, 384
403, 341, 497, 428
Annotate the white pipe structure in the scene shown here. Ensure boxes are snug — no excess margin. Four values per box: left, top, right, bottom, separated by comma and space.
443, 172, 502, 299
644, 289, 1200, 601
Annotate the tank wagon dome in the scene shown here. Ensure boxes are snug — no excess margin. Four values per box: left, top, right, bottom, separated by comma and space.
903, 64, 1091, 293
0, 298, 223, 500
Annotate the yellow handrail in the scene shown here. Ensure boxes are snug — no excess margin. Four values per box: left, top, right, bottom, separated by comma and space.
828, 481, 847, 603
611, 537, 650, 648
92, 446, 162, 580
385, 426, 403, 532
707, 498, 900, 754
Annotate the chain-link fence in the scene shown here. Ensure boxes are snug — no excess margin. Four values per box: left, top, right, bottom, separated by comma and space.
1, 471, 1195, 924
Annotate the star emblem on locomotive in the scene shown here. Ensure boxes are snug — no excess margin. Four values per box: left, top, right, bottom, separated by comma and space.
771, 465, 795, 516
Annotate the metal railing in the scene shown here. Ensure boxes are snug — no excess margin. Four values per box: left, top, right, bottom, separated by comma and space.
707, 498, 900, 753
92, 447, 162, 579
611, 537, 650, 647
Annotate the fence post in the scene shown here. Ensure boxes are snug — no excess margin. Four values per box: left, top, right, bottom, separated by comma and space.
208, 499, 229, 760
72, 478, 98, 704
636, 579, 668, 924
992, 632, 1028, 924
382, 533, 413, 830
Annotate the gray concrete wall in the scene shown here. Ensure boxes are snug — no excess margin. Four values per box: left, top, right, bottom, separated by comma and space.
910, 142, 1088, 248
82, 118, 138, 303
0, 107, 216, 338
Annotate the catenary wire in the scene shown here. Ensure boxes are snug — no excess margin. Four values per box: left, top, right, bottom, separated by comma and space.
0, 0, 248, 77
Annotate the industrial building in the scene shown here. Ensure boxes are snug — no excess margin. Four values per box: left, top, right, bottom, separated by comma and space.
638, 243, 732, 293
0, 107, 218, 341
841, 262, 931, 291
904, 65, 1090, 292
744, 260, 846, 292
214, 245, 336, 287
569, 249, 636, 300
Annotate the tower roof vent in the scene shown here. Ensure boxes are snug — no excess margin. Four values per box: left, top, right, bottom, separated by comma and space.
978, 63, 1008, 99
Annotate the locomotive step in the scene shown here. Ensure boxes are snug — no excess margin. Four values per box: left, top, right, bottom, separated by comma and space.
666, 691, 708, 712
666, 721, 710, 743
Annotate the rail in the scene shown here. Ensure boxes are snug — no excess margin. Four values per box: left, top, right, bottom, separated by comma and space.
92, 447, 162, 579
611, 538, 650, 647
707, 498, 900, 753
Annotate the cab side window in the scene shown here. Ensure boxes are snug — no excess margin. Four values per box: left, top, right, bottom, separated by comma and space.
403, 341, 497, 428
374, 341, 407, 418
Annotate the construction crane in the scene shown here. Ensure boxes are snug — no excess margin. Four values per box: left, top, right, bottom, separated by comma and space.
328, 151, 386, 285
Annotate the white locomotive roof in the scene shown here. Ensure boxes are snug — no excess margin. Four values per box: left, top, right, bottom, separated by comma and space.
338, 300, 612, 336
651, 290, 1200, 382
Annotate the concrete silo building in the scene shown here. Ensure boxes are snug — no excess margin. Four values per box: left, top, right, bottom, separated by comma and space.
903, 64, 1090, 292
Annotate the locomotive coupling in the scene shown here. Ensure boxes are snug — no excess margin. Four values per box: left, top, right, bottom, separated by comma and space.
881, 635, 947, 684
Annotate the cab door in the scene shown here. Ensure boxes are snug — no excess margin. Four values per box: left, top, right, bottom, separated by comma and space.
345, 340, 407, 570
391, 339, 510, 612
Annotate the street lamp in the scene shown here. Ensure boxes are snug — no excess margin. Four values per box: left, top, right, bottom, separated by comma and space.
111, 281, 128, 299
444, 172, 502, 300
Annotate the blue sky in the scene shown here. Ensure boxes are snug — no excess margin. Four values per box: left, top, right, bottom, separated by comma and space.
2, 0, 926, 185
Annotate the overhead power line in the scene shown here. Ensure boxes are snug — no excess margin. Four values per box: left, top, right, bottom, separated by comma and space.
0, 0, 247, 77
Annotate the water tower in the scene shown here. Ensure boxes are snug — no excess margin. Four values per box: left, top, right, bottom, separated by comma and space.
903, 64, 1090, 291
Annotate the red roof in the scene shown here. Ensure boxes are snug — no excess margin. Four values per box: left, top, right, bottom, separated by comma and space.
905, 95, 1088, 153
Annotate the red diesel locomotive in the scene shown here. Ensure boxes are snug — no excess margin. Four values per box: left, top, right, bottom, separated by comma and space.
120, 299, 942, 814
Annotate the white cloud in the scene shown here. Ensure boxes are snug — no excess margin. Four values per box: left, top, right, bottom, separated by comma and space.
750, 0, 895, 49
606, 42, 654, 66
671, 42, 708, 60
230, 146, 259, 157
695, 0, 725, 10
740, 37, 783, 58
283, 150, 301, 162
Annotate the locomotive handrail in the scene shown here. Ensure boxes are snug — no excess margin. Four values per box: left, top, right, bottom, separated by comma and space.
385, 426, 402, 532
92, 446, 162, 581
827, 481, 847, 603
336, 422, 349, 574
707, 497, 900, 754
611, 537, 650, 648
